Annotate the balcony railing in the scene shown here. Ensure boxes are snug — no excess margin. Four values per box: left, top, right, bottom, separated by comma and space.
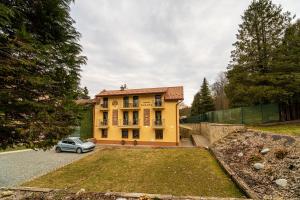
121, 102, 140, 109
119, 119, 140, 127
100, 102, 108, 109
98, 119, 108, 128
153, 100, 164, 108
153, 119, 165, 128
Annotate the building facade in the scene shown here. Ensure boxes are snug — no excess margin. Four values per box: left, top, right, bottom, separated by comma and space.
93, 86, 183, 146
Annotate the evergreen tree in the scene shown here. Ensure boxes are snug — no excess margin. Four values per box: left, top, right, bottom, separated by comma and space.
269, 20, 300, 104
198, 78, 215, 114
225, 0, 292, 107
191, 78, 215, 116
83, 87, 90, 99
191, 92, 201, 116
77, 86, 90, 99
0, 1, 86, 149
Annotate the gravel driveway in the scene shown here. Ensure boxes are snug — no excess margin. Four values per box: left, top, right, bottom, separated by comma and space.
0, 149, 94, 187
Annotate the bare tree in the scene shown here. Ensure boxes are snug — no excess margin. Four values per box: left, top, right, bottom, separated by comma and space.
211, 72, 229, 110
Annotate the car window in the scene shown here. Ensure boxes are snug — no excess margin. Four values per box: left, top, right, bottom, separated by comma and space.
73, 138, 83, 144
67, 139, 75, 145
62, 140, 68, 144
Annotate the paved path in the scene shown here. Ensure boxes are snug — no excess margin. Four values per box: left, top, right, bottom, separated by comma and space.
0, 149, 93, 187
179, 138, 194, 147
191, 134, 210, 148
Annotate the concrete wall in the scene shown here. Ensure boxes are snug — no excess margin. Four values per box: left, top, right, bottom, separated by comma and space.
204, 123, 245, 144
180, 123, 245, 144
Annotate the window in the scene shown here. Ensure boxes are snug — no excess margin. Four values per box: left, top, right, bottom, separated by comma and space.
133, 111, 139, 125
102, 98, 108, 108
122, 129, 128, 138
155, 95, 162, 106
123, 96, 129, 108
103, 112, 108, 125
63, 139, 75, 145
155, 111, 162, 125
101, 129, 108, 138
73, 138, 83, 144
155, 130, 163, 139
123, 111, 129, 125
133, 96, 139, 107
132, 129, 140, 139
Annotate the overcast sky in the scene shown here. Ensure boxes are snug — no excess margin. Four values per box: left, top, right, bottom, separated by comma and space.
70, 0, 300, 105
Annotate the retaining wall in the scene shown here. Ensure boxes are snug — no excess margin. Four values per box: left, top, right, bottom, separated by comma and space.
180, 123, 245, 144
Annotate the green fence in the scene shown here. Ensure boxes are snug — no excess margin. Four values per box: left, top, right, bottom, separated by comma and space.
182, 103, 280, 124
71, 105, 93, 139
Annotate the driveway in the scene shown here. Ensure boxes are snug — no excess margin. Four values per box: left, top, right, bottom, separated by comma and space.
0, 149, 93, 187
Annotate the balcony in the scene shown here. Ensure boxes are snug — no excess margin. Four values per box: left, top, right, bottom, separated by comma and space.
152, 119, 165, 129
152, 100, 164, 109
120, 102, 140, 110
99, 102, 109, 110
119, 119, 140, 128
98, 119, 108, 128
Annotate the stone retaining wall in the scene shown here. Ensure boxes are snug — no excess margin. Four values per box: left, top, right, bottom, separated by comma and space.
180, 123, 245, 144
0, 187, 251, 200
209, 148, 259, 200
201, 123, 245, 144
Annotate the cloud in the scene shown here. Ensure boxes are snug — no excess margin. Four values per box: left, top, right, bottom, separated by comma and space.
71, 0, 300, 105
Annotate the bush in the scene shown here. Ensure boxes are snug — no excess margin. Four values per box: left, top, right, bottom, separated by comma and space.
121, 140, 125, 145
248, 154, 263, 163
133, 140, 138, 146
274, 148, 288, 159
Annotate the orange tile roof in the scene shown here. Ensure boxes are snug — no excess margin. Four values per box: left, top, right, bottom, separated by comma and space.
96, 86, 184, 100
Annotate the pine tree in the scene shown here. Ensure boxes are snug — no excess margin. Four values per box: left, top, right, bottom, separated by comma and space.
77, 86, 90, 99
0, 1, 86, 149
191, 78, 215, 116
199, 78, 215, 114
225, 0, 292, 107
82, 87, 90, 99
270, 20, 300, 103
191, 92, 201, 116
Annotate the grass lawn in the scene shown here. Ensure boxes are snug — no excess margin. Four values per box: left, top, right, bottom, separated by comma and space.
0, 145, 28, 152
23, 148, 244, 197
249, 123, 300, 136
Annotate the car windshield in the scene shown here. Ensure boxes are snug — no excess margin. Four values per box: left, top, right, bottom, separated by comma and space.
73, 138, 84, 144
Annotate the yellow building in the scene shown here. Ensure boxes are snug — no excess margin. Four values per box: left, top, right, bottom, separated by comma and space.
93, 86, 184, 146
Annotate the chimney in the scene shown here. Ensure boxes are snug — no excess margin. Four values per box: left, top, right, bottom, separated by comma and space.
120, 84, 127, 91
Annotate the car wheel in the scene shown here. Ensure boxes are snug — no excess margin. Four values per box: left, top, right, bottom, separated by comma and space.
76, 148, 82, 154
55, 147, 61, 153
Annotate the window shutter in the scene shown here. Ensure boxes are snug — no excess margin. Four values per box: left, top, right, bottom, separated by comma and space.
144, 109, 150, 126
112, 109, 118, 126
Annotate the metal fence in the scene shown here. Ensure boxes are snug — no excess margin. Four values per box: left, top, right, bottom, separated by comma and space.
181, 103, 280, 124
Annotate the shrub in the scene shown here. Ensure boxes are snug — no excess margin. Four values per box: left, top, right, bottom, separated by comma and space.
248, 153, 263, 163
121, 140, 125, 145
274, 148, 288, 159
133, 140, 138, 146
